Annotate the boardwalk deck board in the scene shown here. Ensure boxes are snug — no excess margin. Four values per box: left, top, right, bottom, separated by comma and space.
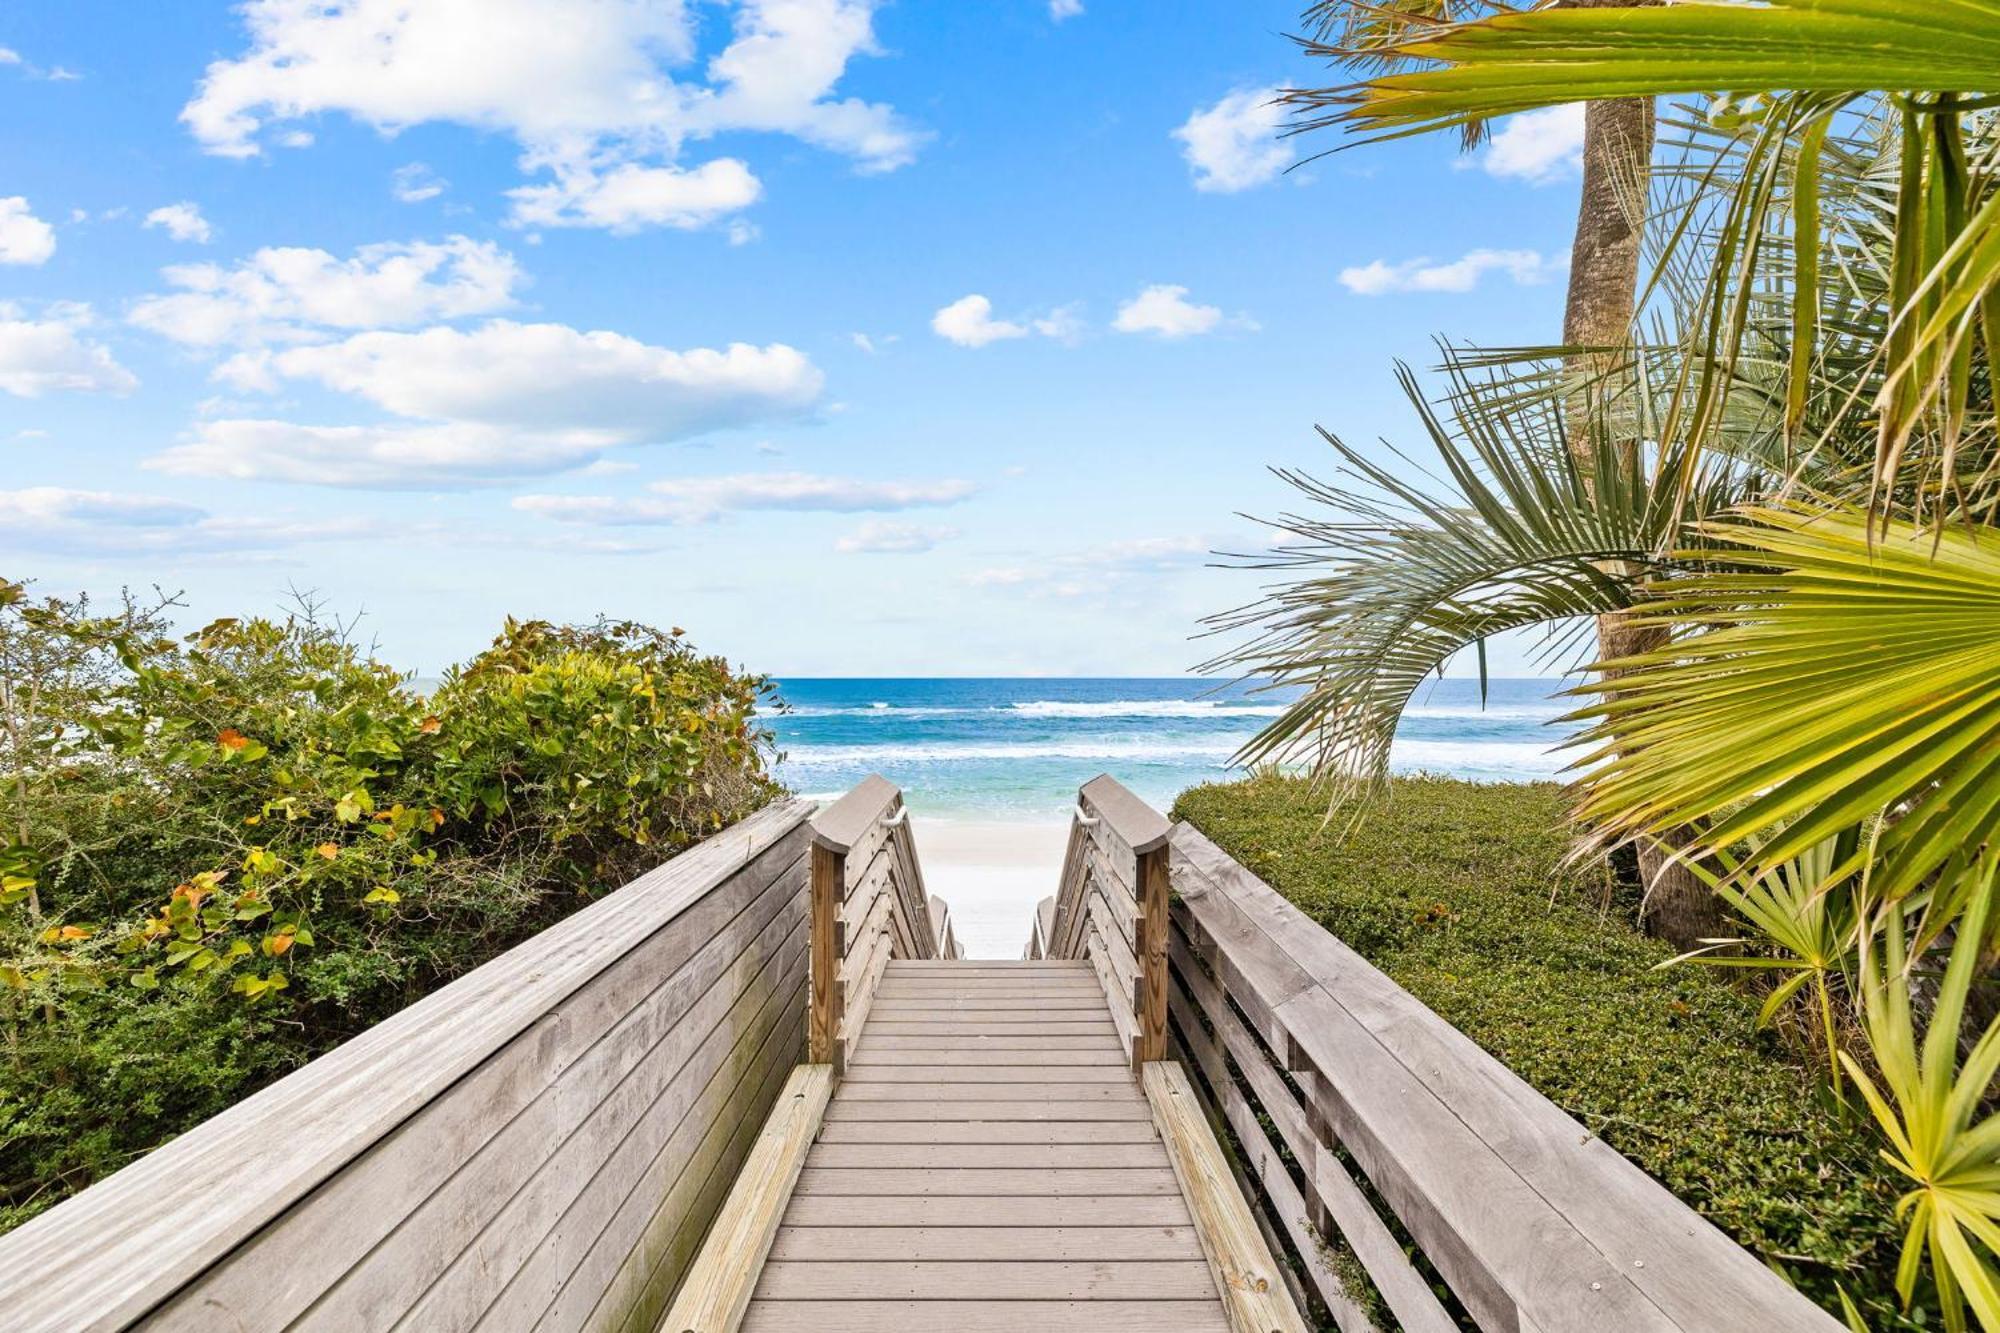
741, 959, 1228, 1330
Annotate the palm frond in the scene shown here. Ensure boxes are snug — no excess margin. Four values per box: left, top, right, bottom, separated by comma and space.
1569, 503, 2000, 906
1208, 355, 1750, 793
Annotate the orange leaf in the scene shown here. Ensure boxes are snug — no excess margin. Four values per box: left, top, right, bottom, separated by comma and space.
428, 808, 444, 829
217, 729, 248, 751
315, 843, 338, 860
419, 715, 441, 735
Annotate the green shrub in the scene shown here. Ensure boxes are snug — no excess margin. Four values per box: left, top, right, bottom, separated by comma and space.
0, 582, 779, 1230
1173, 773, 1912, 1327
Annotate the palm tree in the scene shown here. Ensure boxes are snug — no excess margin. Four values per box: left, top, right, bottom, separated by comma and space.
1232, 1, 2000, 1318
1287, 0, 1731, 944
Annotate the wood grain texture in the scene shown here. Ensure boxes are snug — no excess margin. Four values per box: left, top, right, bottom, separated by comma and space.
1134, 846, 1170, 1065
1167, 818, 1843, 1333
740, 959, 1228, 1332
742, 1300, 1228, 1332
0, 800, 814, 1333
808, 842, 843, 1066
810, 776, 899, 855
659, 1064, 833, 1333
1144, 1062, 1308, 1333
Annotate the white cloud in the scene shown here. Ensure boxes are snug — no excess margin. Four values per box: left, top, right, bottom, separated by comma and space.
148, 419, 611, 490
932, 294, 1026, 348
128, 236, 523, 347
517, 472, 977, 525
836, 519, 958, 553
1477, 105, 1585, 185
1173, 87, 1289, 194
1113, 284, 1243, 338
1339, 248, 1565, 296
153, 323, 825, 488
0, 48, 79, 82
970, 533, 1210, 597
1031, 303, 1085, 345
0, 197, 56, 265
0, 486, 380, 555
181, 0, 922, 231
144, 201, 214, 244
391, 163, 448, 203
1049, 0, 1084, 20
236, 321, 823, 434
0, 304, 137, 398
932, 294, 1081, 348
506, 158, 761, 232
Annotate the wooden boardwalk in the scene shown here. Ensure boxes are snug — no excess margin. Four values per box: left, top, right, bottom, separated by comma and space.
740, 959, 1228, 1332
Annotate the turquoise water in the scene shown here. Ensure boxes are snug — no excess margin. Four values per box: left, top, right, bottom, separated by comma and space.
768, 677, 1573, 818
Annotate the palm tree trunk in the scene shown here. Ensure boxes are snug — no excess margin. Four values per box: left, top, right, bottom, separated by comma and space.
1556, 29, 1727, 949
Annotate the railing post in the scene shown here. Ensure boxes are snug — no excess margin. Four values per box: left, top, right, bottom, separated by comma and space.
808, 841, 843, 1065
1135, 842, 1170, 1065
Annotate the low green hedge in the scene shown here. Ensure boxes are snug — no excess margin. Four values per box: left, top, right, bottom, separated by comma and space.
1173, 774, 1910, 1327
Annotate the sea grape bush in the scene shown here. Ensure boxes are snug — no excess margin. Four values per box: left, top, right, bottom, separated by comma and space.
0, 580, 779, 1229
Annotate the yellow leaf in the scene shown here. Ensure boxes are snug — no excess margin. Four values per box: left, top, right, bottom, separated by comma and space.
315, 842, 338, 860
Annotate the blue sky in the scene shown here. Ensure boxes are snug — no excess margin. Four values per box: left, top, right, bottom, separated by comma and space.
0, 0, 1589, 676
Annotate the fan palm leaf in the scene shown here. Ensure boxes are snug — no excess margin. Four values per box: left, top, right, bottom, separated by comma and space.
1568, 503, 2000, 910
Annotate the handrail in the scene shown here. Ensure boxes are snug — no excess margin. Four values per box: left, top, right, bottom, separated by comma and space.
807, 774, 953, 1071
1058, 773, 1840, 1332
0, 798, 818, 1333
1034, 773, 1170, 1067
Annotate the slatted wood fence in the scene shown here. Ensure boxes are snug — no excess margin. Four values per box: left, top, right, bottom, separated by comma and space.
807, 774, 960, 1072
0, 798, 817, 1333
1035, 776, 1841, 1333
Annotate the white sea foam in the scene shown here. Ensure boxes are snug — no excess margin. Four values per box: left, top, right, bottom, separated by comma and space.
781, 738, 1247, 764
1007, 699, 1288, 718
783, 699, 1289, 719
1388, 738, 1564, 775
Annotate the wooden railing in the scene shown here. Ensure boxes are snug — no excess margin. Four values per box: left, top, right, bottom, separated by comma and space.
806, 774, 958, 1073
0, 798, 817, 1333
1039, 776, 1841, 1333
1031, 773, 1172, 1067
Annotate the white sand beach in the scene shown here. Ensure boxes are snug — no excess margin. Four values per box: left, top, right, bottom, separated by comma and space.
908, 816, 1073, 958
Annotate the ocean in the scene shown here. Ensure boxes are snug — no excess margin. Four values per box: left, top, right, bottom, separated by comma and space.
768, 676, 1574, 820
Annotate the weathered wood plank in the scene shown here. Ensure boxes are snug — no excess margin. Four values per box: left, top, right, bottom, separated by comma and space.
866, 999, 1111, 1013
779, 1196, 1193, 1226
580, 964, 804, 1328
810, 775, 898, 854
814, 1120, 1161, 1145
1171, 821, 1842, 1333
742, 1299, 1228, 1333
1134, 847, 1170, 1065
809, 842, 842, 1065
767, 1226, 1205, 1261
1081, 773, 1170, 856
300, 870, 807, 1331
809, 1143, 1169, 1169
822, 1099, 1154, 1122
0, 800, 815, 1333
1144, 1061, 1306, 1333
861, 1022, 1118, 1037
754, 1259, 1218, 1301
859, 1034, 1122, 1049
832, 1080, 1146, 1100
1170, 930, 1454, 1333
659, 1064, 833, 1333
847, 1047, 1124, 1067
1170, 972, 1377, 1333
840, 1064, 1133, 1083
505, 931, 808, 1333
792, 1168, 1184, 1196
